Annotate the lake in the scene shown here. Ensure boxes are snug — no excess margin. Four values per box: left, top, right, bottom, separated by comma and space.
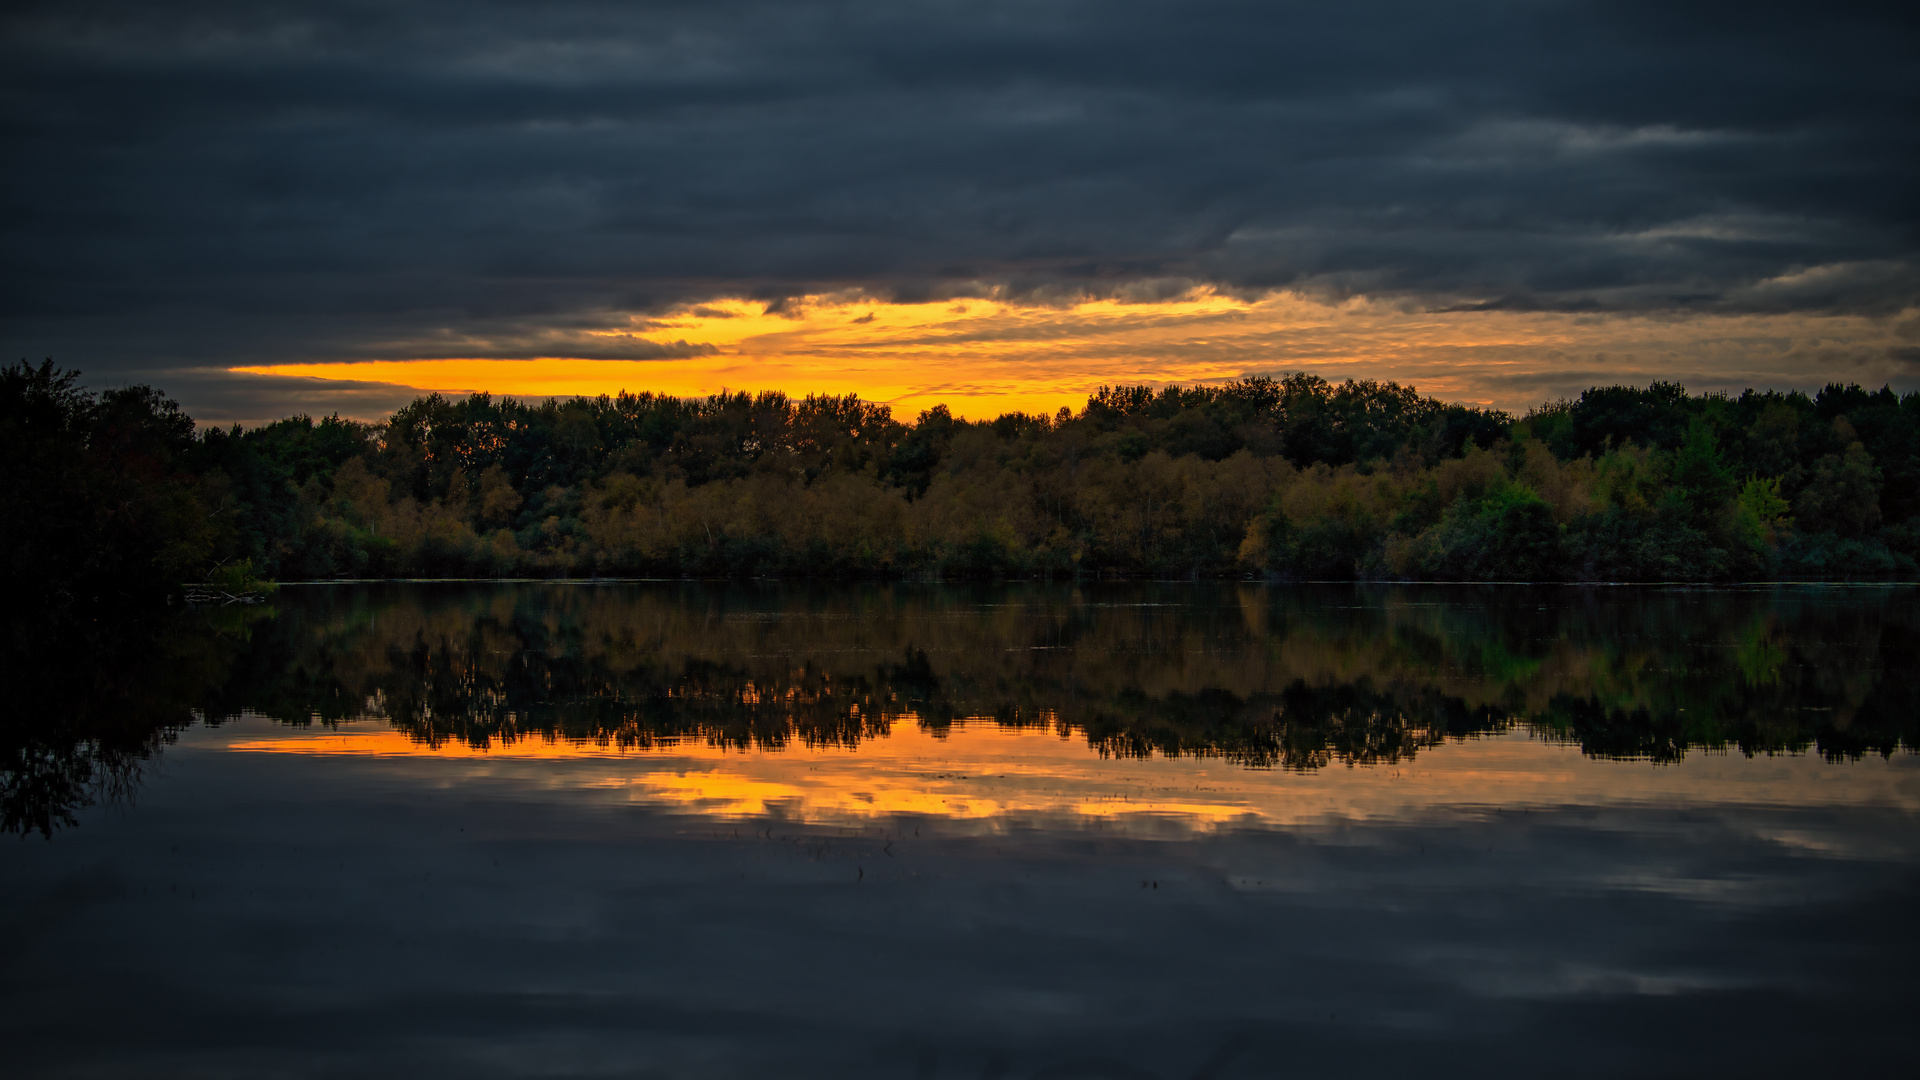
4, 582, 1917, 1078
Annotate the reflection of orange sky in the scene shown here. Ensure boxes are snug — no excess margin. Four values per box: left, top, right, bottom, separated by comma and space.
221, 718, 1920, 832
231, 292, 1916, 420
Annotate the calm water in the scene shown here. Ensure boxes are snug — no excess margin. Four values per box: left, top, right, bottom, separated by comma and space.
5, 583, 1917, 1078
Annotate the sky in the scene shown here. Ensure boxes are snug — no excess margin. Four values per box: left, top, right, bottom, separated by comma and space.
3, 1, 1917, 425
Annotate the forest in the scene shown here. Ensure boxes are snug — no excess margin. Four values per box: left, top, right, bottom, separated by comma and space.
4, 358, 1918, 611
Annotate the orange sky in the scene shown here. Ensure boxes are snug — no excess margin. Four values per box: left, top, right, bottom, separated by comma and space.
234, 290, 1919, 421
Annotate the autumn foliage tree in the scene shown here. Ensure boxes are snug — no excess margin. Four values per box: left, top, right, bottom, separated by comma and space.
9, 364, 1918, 587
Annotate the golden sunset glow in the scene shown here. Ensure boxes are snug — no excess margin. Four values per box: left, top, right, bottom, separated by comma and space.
231, 291, 1917, 420
223, 720, 1920, 830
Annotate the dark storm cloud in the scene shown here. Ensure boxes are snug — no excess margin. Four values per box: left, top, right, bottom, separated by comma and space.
2, 0, 1916, 385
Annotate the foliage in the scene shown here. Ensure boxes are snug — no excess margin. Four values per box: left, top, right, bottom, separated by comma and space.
10, 361, 1919, 587
1, 360, 217, 613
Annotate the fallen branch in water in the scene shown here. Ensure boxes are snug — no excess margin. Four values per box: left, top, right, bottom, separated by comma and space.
180, 586, 268, 605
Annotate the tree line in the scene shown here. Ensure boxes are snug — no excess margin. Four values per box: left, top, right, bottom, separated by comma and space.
5, 359, 1917, 611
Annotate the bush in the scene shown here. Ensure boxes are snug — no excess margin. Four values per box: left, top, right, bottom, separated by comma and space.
1407, 485, 1561, 581
1778, 532, 1911, 579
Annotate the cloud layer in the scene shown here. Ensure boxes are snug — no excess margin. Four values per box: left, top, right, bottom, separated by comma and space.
3, 1, 1916, 412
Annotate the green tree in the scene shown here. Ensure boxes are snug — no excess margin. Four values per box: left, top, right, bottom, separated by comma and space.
1796, 435, 1882, 537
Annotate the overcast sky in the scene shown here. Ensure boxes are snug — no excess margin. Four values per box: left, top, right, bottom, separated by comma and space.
4, 1, 1916, 421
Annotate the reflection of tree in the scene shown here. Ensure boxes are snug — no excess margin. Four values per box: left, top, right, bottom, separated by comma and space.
203, 583, 1920, 768
1, 607, 262, 836
1080, 682, 1510, 770
375, 652, 898, 752
17, 584, 1910, 836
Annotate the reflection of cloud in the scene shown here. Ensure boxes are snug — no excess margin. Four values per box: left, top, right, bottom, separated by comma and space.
16, 710, 1915, 1077
224, 721, 1920, 833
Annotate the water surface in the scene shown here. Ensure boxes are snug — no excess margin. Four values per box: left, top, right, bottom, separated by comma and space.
5, 583, 1916, 1077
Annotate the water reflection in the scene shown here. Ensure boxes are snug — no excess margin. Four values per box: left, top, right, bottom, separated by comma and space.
1, 605, 269, 835
6, 585, 1918, 1078
214, 582, 1917, 766
6, 583, 1917, 836
224, 721, 1920, 831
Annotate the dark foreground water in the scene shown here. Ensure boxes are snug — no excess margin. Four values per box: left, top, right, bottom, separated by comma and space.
4, 583, 1917, 1078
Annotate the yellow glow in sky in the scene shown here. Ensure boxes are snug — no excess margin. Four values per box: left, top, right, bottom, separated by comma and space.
233, 291, 1918, 420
